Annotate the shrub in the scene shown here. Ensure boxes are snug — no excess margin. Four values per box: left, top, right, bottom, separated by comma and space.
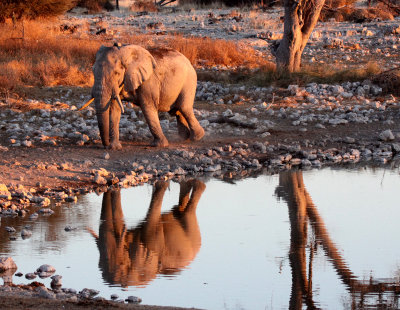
76, 0, 115, 13
320, 0, 397, 21
0, 0, 75, 22
373, 69, 400, 96
130, 0, 158, 12
179, 0, 271, 7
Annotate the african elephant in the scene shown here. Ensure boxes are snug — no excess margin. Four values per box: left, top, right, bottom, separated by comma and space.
85, 43, 205, 150
88, 179, 206, 287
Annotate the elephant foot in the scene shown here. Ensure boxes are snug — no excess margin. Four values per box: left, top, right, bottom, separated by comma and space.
151, 138, 169, 148
190, 127, 205, 142
107, 141, 122, 150
178, 128, 190, 141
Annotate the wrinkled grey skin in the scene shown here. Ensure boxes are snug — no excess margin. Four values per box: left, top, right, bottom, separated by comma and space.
91, 44, 205, 150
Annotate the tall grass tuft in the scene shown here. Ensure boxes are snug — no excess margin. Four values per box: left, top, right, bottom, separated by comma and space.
0, 20, 101, 95
0, 0, 75, 22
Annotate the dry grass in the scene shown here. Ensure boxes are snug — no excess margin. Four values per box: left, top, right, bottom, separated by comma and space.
252, 61, 382, 87
0, 19, 274, 99
0, 20, 101, 96
166, 36, 271, 68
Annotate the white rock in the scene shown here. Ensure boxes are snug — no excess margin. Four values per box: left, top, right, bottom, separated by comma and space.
379, 130, 395, 141
0, 257, 17, 271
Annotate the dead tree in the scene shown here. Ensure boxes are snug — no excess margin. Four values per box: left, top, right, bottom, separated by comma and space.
273, 0, 326, 72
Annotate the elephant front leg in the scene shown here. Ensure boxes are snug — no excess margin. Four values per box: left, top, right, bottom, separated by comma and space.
109, 100, 122, 150
141, 105, 168, 147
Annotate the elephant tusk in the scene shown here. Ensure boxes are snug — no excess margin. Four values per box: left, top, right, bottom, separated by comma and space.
78, 97, 94, 111
119, 84, 124, 93
116, 94, 125, 114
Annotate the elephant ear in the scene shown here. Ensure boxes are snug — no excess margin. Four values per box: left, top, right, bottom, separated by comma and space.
121, 45, 157, 91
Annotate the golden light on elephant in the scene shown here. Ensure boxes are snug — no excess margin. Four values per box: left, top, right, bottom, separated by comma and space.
88, 44, 204, 150
88, 179, 205, 287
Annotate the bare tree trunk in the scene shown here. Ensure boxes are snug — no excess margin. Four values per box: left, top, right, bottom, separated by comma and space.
116, 0, 119, 10
275, 0, 326, 72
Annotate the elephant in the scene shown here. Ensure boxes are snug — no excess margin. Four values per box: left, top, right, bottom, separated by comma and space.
87, 179, 206, 287
84, 43, 205, 150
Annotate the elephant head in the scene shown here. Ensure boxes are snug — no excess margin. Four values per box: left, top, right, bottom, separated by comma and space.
89, 44, 157, 148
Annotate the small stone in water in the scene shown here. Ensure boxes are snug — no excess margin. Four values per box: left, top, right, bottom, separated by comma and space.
37, 264, 56, 273
25, 273, 36, 280
0, 257, 17, 271
21, 229, 32, 239
5, 226, 16, 233
111, 294, 119, 300
126, 296, 142, 303
51, 275, 62, 288
29, 212, 39, 220
64, 226, 76, 232
15, 272, 23, 277
79, 288, 99, 298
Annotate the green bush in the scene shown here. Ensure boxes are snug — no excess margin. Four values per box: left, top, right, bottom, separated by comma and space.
0, 0, 75, 22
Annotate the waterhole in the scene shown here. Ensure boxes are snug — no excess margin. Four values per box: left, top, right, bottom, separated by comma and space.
1, 167, 399, 309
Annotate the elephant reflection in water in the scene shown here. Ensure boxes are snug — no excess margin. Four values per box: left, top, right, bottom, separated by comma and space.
89, 179, 205, 287
276, 171, 400, 309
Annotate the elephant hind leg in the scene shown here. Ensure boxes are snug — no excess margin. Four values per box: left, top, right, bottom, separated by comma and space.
176, 111, 190, 141
180, 108, 205, 141
174, 94, 204, 142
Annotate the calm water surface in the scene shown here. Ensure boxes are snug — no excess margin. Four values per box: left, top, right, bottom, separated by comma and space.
1, 167, 399, 309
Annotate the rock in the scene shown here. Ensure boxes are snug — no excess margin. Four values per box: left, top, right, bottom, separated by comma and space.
391, 143, 400, 154
103, 152, 110, 160
25, 273, 37, 280
36, 287, 56, 300
5, 226, 16, 233
204, 164, 221, 172
22, 140, 32, 147
51, 275, 62, 288
379, 130, 395, 141
111, 294, 119, 300
29, 212, 39, 220
15, 272, 23, 277
343, 137, 355, 144
65, 196, 77, 202
64, 226, 76, 232
94, 174, 107, 185
79, 288, 99, 298
37, 264, 56, 273
21, 229, 32, 239
0, 257, 17, 272
39, 208, 54, 215
0, 184, 11, 200
126, 296, 142, 304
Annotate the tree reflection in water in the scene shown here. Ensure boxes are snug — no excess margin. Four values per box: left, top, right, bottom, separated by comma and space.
89, 179, 205, 287
276, 171, 400, 309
